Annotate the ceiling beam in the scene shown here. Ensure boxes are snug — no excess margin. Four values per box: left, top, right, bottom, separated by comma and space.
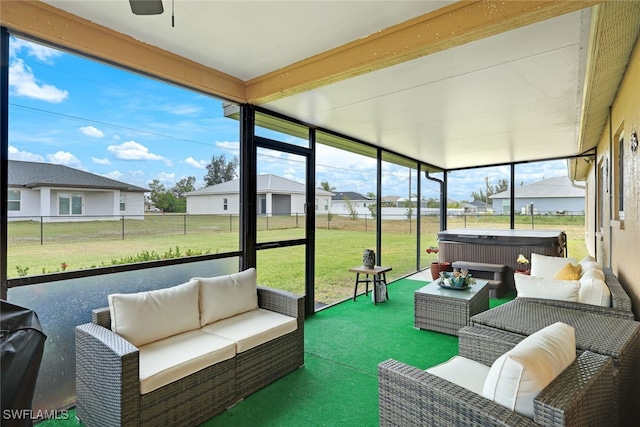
1, 0, 246, 103
246, 0, 604, 104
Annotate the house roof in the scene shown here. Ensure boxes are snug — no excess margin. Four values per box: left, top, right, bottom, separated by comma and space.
490, 176, 584, 199
331, 192, 372, 201
8, 160, 148, 192
187, 174, 334, 196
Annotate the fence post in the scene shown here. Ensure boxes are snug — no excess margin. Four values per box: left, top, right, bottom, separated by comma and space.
229, 214, 232, 232
296, 212, 298, 228
184, 214, 187, 235
40, 216, 43, 245
122, 215, 125, 239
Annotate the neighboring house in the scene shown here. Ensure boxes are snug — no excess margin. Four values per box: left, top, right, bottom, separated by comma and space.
331, 192, 374, 215
490, 176, 585, 214
7, 160, 148, 221
186, 174, 334, 216
461, 200, 493, 213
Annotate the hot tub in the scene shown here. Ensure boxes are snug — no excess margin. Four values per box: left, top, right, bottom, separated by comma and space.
437, 229, 567, 292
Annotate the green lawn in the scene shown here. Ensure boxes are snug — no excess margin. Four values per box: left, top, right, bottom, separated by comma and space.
7, 213, 588, 305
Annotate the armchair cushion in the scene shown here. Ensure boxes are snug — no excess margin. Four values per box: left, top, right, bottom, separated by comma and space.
426, 355, 490, 395
515, 274, 580, 302
482, 322, 576, 418
108, 279, 200, 347
195, 268, 258, 326
530, 253, 577, 278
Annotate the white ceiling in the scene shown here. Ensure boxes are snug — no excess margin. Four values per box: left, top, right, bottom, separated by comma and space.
41, 1, 595, 170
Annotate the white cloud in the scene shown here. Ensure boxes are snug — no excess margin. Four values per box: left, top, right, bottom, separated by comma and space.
47, 151, 83, 169
185, 157, 207, 169
102, 170, 123, 181
80, 126, 105, 138
160, 103, 201, 116
156, 172, 176, 184
10, 38, 63, 64
9, 59, 69, 103
215, 141, 240, 156
92, 157, 111, 165
8, 145, 45, 162
107, 141, 171, 166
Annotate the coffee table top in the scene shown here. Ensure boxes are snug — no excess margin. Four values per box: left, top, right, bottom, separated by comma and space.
416, 279, 489, 301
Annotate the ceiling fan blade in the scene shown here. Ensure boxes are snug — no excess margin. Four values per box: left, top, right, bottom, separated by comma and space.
129, 0, 164, 15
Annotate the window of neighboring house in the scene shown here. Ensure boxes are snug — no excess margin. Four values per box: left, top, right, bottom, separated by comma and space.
315, 198, 318, 210
223, 198, 228, 211
59, 193, 83, 215
324, 199, 329, 210
120, 193, 126, 211
502, 199, 511, 213
8, 190, 21, 211
618, 135, 625, 220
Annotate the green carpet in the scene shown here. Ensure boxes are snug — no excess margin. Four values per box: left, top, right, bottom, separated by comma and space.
39, 278, 513, 426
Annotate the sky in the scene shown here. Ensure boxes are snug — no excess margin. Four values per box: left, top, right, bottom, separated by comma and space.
7, 36, 568, 202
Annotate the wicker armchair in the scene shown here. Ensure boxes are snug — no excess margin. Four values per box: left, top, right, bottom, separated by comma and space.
379, 350, 615, 426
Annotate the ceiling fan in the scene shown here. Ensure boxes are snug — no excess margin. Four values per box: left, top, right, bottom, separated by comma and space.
129, 0, 164, 15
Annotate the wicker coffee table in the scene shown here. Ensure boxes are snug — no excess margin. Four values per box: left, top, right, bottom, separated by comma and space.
414, 279, 489, 335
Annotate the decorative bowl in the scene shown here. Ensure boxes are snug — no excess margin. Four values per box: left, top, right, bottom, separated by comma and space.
437, 271, 473, 289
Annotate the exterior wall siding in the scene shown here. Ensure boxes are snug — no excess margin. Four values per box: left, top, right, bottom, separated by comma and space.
589, 35, 640, 318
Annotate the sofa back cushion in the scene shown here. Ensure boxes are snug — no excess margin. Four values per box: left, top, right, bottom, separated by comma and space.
530, 253, 577, 278
196, 268, 258, 326
579, 277, 611, 307
108, 279, 200, 347
515, 274, 580, 302
482, 322, 576, 418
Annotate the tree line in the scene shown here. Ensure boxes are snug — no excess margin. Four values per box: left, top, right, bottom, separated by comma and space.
147, 154, 238, 213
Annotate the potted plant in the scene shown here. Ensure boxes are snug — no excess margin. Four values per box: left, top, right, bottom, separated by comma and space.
516, 254, 530, 274
430, 260, 452, 280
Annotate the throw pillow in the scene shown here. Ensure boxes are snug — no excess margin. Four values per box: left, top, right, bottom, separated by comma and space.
482, 322, 576, 418
529, 253, 577, 278
579, 277, 611, 307
109, 279, 200, 347
515, 274, 580, 302
196, 268, 258, 326
553, 263, 581, 280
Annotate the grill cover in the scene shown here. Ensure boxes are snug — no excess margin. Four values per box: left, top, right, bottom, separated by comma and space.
1, 300, 47, 427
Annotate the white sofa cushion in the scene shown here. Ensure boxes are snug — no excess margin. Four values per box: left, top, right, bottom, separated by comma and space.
580, 267, 605, 281
426, 355, 490, 396
195, 268, 259, 326
530, 253, 577, 278
579, 277, 611, 307
515, 274, 580, 302
108, 279, 200, 347
579, 260, 602, 273
482, 322, 576, 418
201, 308, 297, 353
138, 329, 236, 394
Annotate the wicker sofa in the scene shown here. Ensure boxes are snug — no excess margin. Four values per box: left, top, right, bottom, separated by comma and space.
75, 269, 304, 427
379, 324, 616, 426
515, 267, 633, 319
